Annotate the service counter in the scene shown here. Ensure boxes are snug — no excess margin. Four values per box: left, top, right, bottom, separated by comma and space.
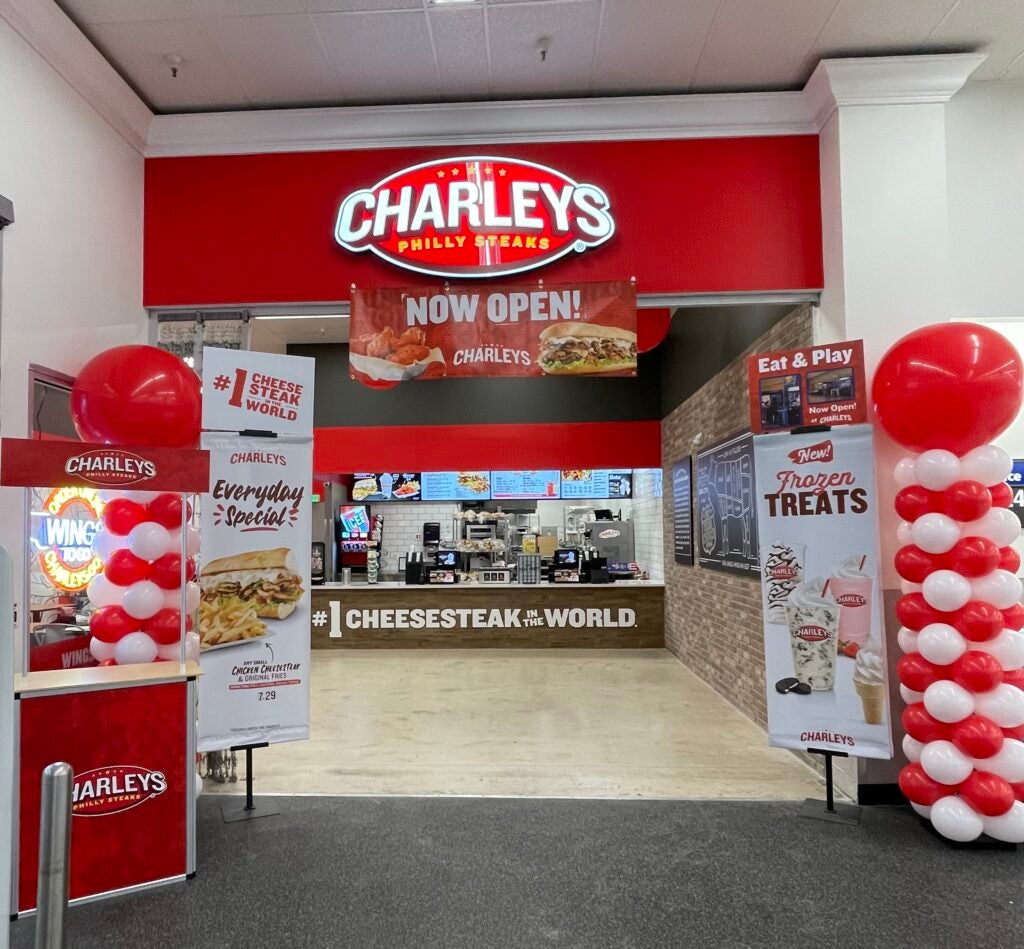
310, 581, 664, 648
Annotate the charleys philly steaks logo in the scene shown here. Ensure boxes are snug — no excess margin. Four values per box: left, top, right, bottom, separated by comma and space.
64, 449, 156, 486
211, 450, 304, 533
72, 765, 167, 817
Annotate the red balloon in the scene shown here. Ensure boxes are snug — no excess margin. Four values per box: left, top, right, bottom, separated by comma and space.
102, 548, 150, 586
999, 546, 1022, 574
959, 771, 1015, 817
954, 601, 1005, 642
1003, 603, 1024, 631
903, 703, 951, 743
88, 605, 137, 643
990, 482, 1014, 508
70, 345, 201, 448
947, 537, 1000, 578
143, 608, 188, 645
895, 485, 944, 522
899, 762, 952, 806
147, 493, 192, 530
1011, 781, 1024, 802
1005, 724, 1024, 741
149, 553, 196, 589
952, 650, 1004, 692
871, 322, 1024, 454
102, 498, 147, 536
943, 480, 992, 523
898, 653, 947, 693
895, 545, 943, 583
1004, 669, 1024, 690
897, 593, 948, 632
951, 714, 1005, 758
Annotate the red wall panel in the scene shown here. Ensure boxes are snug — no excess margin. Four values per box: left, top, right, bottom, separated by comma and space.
144, 137, 823, 307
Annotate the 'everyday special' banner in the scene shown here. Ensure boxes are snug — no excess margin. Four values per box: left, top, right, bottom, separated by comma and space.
349, 280, 636, 385
753, 424, 893, 760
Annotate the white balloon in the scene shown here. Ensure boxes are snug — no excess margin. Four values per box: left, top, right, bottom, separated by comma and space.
901, 580, 923, 595
897, 520, 915, 547
168, 525, 201, 559
185, 631, 200, 662
924, 680, 976, 723
89, 636, 116, 662
922, 570, 973, 612
87, 573, 124, 608
897, 627, 919, 654
921, 740, 975, 784
895, 457, 919, 489
981, 738, 1024, 783
901, 684, 925, 704
113, 631, 158, 665
910, 801, 932, 819
974, 628, 1024, 671
961, 445, 1012, 487
917, 623, 967, 665
184, 581, 201, 614
911, 513, 960, 554
122, 580, 164, 620
162, 587, 182, 611
915, 449, 962, 491
982, 800, 1024, 843
975, 684, 1024, 728
930, 795, 984, 842
971, 570, 1024, 610
962, 508, 1021, 548
127, 521, 171, 562
90, 528, 122, 561
903, 733, 925, 763
157, 641, 182, 661
129, 491, 162, 504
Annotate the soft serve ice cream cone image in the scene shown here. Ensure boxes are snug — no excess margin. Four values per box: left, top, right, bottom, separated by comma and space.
852, 639, 886, 724
784, 577, 840, 691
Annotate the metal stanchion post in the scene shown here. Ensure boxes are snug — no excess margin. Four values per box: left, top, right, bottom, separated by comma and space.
35, 762, 73, 949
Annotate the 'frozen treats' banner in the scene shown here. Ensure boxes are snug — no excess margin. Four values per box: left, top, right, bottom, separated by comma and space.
753, 424, 893, 760
348, 280, 636, 385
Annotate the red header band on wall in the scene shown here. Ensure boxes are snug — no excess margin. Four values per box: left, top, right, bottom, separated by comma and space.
314, 421, 662, 473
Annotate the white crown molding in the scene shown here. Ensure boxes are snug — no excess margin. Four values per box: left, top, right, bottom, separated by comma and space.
0, 0, 151, 154
804, 53, 987, 128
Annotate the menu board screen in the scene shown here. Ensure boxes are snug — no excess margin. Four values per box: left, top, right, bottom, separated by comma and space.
560, 470, 633, 499
420, 471, 491, 501
491, 471, 560, 500
352, 472, 421, 502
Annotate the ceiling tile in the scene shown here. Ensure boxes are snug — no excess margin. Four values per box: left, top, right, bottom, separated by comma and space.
56, 0, 194, 25
311, 10, 441, 102
429, 8, 491, 96
187, 0, 306, 16
690, 0, 839, 90
592, 0, 719, 94
200, 14, 339, 107
929, 0, 1024, 80
87, 18, 250, 110
486, 0, 601, 97
306, 0, 422, 10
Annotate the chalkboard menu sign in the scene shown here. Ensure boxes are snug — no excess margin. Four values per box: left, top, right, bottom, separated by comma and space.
671, 457, 693, 565
696, 432, 760, 575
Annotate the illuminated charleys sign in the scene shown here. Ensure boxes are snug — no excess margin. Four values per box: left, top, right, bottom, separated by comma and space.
334, 156, 615, 278
34, 486, 104, 592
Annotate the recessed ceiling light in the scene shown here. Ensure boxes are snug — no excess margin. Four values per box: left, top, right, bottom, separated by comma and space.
430, 0, 481, 6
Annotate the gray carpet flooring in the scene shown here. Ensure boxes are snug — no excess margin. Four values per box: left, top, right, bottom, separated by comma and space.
9, 796, 1023, 949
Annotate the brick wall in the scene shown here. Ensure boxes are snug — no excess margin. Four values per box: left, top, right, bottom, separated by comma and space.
662, 306, 813, 727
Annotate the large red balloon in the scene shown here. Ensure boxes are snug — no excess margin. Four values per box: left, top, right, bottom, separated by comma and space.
943, 481, 992, 523
951, 651, 1004, 693
895, 545, 942, 583
71, 345, 201, 448
150, 553, 197, 590
101, 498, 147, 537
147, 493, 192, 530
903, 703, 951, 743
954, 601, 1005, 642
102, 548, 150, 586
959, 771, 1015, 817
947, 537, 1000, 578
899, 762, 952, 806
894, 486, 944, 522
950, 714, 1004, 758
871, 323, 1024, 454
88, 605, 137, 643
143, 608, 189, 645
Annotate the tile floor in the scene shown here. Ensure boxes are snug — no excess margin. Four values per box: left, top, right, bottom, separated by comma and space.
203, 649, 825, 800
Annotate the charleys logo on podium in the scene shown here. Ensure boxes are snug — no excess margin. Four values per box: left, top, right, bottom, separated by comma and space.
64, 449, 156, 486
334, 156, 615, 278
72, 765, 168, 817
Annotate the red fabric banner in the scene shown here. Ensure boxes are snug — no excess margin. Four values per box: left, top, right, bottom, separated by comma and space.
349, 280, 637, 385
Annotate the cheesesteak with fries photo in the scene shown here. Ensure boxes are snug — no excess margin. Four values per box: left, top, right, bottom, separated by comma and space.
200, 547, 304, 619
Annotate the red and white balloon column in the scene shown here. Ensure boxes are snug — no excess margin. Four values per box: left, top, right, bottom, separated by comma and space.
872, 323, 1024, 842
69, 344, 203, 667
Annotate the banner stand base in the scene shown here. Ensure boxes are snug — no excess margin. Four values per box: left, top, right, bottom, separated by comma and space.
800, 748, 860, 826
221, 744, 280, 824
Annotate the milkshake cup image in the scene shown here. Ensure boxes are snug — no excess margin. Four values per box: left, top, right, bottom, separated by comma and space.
853, 639, 886, 724
830, 555, 873, 646
785, 577, 840, 691
763, 542, 805, 624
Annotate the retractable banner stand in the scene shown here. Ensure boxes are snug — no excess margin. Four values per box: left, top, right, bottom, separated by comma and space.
198, 350, 314, 751
753, 424, 893, 760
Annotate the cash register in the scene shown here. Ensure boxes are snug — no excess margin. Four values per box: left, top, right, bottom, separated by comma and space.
549, 548, 581, 583
426, 549, 459, 584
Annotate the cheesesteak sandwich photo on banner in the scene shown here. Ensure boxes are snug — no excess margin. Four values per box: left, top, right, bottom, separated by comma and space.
753, 424, 893, 760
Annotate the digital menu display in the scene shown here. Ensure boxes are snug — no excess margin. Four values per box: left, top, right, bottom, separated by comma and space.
420, 471, 491, 501
352, 472, 421, 502
491, 470, 560, 500
560, 470, 632, 499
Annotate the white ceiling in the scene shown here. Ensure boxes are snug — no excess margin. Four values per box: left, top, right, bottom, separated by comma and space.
249, 315, 350, 353
55, 0, 1024, 113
